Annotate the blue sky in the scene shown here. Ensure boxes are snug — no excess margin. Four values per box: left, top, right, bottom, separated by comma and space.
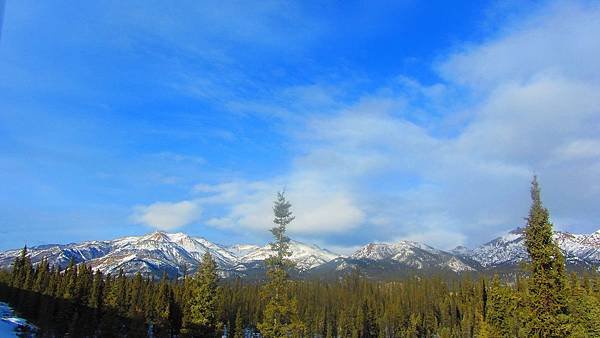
1, 0, 600, 253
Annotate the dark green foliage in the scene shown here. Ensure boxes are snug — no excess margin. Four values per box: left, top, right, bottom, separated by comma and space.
4, 257, 600, 337
234, 307, 244, 338
181, 251, 220, 337
524, 176, 571, 336
258, 191, 305, 337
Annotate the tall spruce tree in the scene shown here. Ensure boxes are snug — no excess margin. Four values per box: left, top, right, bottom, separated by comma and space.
234, 307, 244, 338
258, 191, 304, 337
182, 251, 220, 337
523, 176, 570, 336
154, 272, 174, 336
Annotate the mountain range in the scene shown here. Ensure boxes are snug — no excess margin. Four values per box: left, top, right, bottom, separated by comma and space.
1, 227, 600, 279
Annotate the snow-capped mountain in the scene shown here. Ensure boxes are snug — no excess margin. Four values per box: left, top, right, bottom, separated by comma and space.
455, 227, 600, 268
308, 241, 476, 279
3, 227, 600, 279
227, 244, 262, 258
85, 232, 238, 277
0, 232, 341, 278
454, 228, 530, 268
0, 241, 112, 270
239, 240, 340, 271
349, 241, 475, 272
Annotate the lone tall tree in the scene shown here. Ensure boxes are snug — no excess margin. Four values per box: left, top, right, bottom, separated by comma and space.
258, 191, 304, 337
523, 176, 570, 336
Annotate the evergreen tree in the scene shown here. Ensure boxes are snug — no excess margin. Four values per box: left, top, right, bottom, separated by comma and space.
568, 273, 600, 336
62, 258, 77, 300
487, 274, 514, 337
234, 307, 244, 338
88, 269, 103, 310
154, 272, 174, 336
523, 176, 570, 336
33, 258, 49, 293
183, 252, 220, 337
11, 246, 31, 289
258, 191, 304, 337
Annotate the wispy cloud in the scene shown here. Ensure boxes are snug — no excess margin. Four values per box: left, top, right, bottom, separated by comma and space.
174, 0, 600, 249
132, 201, 202, 231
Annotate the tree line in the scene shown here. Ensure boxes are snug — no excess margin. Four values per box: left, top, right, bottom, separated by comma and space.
1, 178, 600, 337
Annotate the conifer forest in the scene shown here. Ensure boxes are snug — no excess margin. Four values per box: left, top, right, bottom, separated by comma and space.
1, 178, 600, 337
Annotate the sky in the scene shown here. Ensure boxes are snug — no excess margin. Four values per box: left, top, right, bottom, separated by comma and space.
1, 0, 599, 253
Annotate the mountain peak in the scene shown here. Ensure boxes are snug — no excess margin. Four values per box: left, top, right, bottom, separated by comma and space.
508, 227, 526, 235
451, 245, 470, 255
144, 231, 171, 242
4, 227, 600, 279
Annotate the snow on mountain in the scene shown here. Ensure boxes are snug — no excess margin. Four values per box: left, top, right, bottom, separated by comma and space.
458, 228, 530, 268
240, 240, 340, 270
4, 227, 600, 278
0, 231, 238, 278
457, 227, 600, 268
85, 232, 215, 277
0, 241, 112, 270
0, 232, 340, 277
351, 241, 475, 272
555, 230, 600, 264
227, 244, 262, 258
165, 233, 237, 265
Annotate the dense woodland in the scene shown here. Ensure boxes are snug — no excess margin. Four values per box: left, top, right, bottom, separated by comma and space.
1, 178, 600, 337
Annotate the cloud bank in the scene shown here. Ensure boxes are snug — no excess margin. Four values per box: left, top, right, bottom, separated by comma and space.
132, 1, 600, 250
132, 201, 202, 231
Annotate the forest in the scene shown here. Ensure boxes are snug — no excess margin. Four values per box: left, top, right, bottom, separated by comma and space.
1, 178, 600, 337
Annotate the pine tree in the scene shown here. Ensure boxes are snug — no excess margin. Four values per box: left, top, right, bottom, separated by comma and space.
486, 274, 514, 337
258, 191, 305, 337
88, 270, 103, 310
33, 258, 49, 293
182, 251, 220, 337
11, 246, 32, 289
154, 272, 173, 336
234, 307, 244, 338
523, 176, 570, 336
63, 258, 78, 300
568, 273, 600, 336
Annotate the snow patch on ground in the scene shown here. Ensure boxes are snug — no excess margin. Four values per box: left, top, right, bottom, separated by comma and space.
0, 302, 36, 337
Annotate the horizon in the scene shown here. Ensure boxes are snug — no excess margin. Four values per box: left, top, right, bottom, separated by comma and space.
5, 221, 600, 257
2, 0, 600, 253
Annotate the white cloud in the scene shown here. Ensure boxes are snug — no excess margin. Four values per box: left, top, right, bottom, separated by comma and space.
555, 139, 600, 160
199, 175, 365, 235
132, 201, 202, 230
398, 230, 467, 251
136, 0, 600, 249
438, 1, 600, 89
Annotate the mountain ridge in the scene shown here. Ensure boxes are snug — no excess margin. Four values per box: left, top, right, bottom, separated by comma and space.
2, 227, 600, 278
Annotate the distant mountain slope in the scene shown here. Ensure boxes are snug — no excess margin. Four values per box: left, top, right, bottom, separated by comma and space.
350, 240, 474, 271
0, 240, 112, 270
2, 227, 600, 279
0, 231, 341, 278
454, 227, 600, 269
238, 240, 340, 271
227, 244, 262, 258
311, 241, 477, 278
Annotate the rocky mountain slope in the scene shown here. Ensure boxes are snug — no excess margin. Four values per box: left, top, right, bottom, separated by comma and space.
238, 240, 340, 271
349, 241, 476, 272
0, 232, 340, 278
454, 227, 600, 269
2, 227, 600, 278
